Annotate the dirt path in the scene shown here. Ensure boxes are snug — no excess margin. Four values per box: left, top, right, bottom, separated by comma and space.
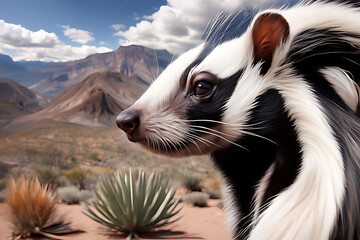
0, 200, 231, 240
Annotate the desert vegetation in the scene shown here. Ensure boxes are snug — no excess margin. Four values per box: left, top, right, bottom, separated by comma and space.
57, 186, 94, 204
183, 192, 210, 207
0, 125, 226, 239
84, 168, 181, 240
5, 177, 81, 239
178, 169, 204, 192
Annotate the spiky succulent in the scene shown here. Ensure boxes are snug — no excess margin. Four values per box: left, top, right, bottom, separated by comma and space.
6, 177, 82, 239
83, 168, 181, 240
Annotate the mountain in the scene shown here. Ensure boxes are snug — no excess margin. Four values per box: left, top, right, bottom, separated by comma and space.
0, 78, 40, 109
0, 45, 173, 97
0, 78, 43, 127
0, 54, 26, 73
4, 71, 147, 131
0, 54, 53, 87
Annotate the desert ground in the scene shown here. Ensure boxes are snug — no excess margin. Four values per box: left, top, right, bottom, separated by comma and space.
0, 200, 231, 240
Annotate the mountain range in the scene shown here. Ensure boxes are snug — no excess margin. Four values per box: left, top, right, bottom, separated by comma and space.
0, 45, 173, 97
0, 45, 173, 132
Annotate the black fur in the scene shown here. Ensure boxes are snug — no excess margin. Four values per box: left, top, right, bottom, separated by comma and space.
287, 28, 360, 88
186, 70, 243, 125
212, 89, 301, 239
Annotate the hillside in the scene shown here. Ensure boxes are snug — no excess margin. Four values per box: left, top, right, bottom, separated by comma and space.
0, 78, 44, 128
0, 78, 41, 109
3, 71, 146, 131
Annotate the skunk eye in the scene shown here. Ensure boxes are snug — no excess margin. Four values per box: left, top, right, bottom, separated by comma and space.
192, 72, 218, 99
194, 81, 214, 97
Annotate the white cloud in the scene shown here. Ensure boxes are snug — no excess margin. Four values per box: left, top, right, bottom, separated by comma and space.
0, 19, 60, 48
62, 25, 94, 44
114, 0, 286, 54
110, 24, 126, 31
0, 19, 112, 62
11, 44, 112, 62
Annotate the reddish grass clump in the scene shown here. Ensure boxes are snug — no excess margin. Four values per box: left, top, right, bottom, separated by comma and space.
6, 177, 82, 239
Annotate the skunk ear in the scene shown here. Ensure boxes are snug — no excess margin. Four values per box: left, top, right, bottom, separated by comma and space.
252, 13, 289, 70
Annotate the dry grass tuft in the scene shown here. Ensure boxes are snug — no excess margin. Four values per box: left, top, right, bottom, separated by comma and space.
6, 177, 83, 239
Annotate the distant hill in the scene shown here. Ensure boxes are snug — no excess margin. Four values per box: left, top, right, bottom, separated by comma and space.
4, 71, 147, 131
0, 78, 44, 127
0, 78, 40, 109
0, 54, 52, 86
0, 54, 26, 73
0, 45, 173, 97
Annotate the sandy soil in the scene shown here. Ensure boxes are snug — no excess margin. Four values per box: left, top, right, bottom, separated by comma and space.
0, 200, 231, 240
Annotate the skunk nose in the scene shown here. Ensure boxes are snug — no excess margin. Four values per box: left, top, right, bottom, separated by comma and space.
116, 109, 140, 135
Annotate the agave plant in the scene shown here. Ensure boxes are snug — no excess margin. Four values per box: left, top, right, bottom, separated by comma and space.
6, 177, 82, 239
83, 168, 181, 240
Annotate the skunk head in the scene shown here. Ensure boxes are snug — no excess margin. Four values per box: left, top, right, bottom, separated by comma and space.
116, 12, 290, 156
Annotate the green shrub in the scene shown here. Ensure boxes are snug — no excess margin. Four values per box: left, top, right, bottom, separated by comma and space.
183, 192, 209, 207
64, 167, 91, 190
179, 170, 203, 192
83, 168, 181, 240
57, 186, 94, 204
34, 166, 61, 189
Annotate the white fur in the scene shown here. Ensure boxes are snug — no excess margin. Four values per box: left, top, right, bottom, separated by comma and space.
320, 67, 359, 112
247, 70, 345, 240
253, 163, 275, 220
222, 179, 242, 236
195, 33, 252, 79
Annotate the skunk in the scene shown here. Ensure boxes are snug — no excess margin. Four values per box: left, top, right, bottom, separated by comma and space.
116, 1, 360, 239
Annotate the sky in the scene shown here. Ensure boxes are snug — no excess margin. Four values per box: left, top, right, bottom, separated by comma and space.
0, 0, 298, 62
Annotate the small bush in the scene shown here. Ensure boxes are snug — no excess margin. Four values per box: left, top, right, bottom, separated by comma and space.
34, 166, 61, 189
85, 151, 99, 160
183, 192, 209, 207
6, 177, 81, 239
179, 170, 204, 192
83, 175, 98, 190
204, 172, 222, 199
0, 178, 8, 190
57, 186, 94, 204
84, 168, 181, 239
64, 167, 91, 190
206, 190, 222, 199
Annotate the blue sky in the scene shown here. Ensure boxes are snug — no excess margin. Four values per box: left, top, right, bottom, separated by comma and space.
0, 0, 166, 50
0, 0, 298, 62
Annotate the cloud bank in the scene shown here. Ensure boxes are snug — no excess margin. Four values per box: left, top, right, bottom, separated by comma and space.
0, 20, 111, 62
